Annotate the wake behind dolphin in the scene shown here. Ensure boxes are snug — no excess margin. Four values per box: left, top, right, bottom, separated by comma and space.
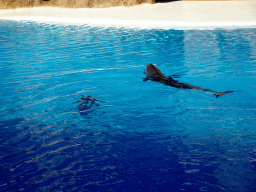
143, 63, 234, 98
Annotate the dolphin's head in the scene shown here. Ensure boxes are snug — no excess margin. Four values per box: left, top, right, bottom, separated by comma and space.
144, 64, 166, 80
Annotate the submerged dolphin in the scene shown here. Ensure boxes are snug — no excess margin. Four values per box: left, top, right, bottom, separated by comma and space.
144, 63, 234, 98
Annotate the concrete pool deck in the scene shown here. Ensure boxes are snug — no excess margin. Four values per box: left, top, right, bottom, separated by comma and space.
0, 1, 256, 29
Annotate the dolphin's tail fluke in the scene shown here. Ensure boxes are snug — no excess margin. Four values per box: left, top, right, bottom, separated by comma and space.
213, 91, 235, 98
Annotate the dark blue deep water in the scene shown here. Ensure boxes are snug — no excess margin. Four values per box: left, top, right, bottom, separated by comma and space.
0, 20, 256, 191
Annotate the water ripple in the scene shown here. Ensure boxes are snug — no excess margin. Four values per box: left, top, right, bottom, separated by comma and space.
0, 20, 256, 191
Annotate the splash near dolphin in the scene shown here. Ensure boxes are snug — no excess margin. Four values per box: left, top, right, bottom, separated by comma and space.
143, 63, 234, 98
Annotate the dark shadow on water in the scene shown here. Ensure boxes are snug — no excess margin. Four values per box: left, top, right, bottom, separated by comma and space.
73, 95, 105, 116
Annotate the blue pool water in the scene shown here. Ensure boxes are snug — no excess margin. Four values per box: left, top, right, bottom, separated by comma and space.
0, 20, 256, 191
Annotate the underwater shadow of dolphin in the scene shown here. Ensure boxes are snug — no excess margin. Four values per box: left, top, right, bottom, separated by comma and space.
73, 95, 105, 116
143, 63, 234, 98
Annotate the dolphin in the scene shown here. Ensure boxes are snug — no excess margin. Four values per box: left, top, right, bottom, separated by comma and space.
144, 63, 234, 98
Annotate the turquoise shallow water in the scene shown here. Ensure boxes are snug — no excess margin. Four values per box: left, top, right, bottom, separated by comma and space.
0, 20, 256, 191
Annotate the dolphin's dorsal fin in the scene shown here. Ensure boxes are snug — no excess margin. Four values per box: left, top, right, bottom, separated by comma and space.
144, 63, 165, 80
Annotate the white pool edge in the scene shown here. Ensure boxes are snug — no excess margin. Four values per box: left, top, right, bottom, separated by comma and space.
0, 1, 256, 30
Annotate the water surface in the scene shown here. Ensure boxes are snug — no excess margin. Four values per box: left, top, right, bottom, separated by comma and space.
0, 20, 256, 191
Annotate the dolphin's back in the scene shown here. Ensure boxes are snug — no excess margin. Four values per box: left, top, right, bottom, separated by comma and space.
144, 64, 165, 80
